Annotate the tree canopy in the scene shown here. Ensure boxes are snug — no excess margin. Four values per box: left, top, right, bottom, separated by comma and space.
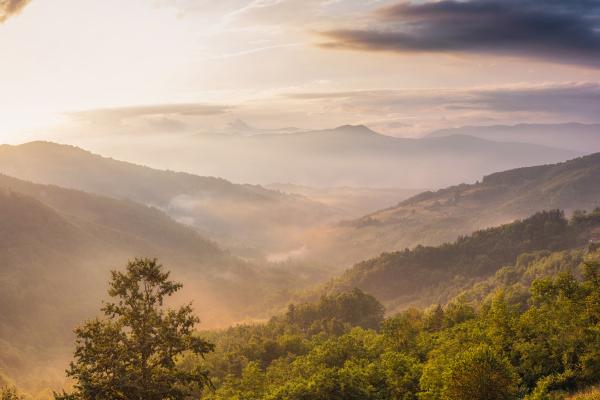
195, 255, 600, 400
55, 258, 213, 400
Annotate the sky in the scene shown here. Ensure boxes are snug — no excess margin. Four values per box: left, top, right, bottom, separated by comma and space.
2, 0, 600, 144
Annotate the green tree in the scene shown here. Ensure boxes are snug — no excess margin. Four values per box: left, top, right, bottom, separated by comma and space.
55, 258, 214, 400
1, 387, 22, 400
441, 345, 518, 400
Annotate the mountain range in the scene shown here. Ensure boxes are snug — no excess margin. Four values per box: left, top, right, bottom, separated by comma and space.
0, 173, 328, 389
428, 122, 600, 153
311, 152, 600, 264
71, 125, 581, 188
321, 209, 600, 314
0, 139, 598, 391
0, 141, 338, 258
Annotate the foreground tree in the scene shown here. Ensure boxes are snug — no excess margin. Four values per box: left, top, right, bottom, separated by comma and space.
442, 345, 519, 400
1, 387, 22, 400
55, 258, 214, 400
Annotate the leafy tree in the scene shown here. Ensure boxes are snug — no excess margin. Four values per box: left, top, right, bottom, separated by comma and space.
0, 387, 22, 400
197, 250, 600, 400
55, 258, 214, 400
284, 289, 385, 334
441, 345, 519, 400
381, 308, 423, 354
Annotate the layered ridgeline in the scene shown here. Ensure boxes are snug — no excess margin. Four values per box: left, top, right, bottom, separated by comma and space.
315, 153, 600, 264
76, 125, 580, 188
0, 174, 327, 391
428, 122, 600, 153
0, 139, 582, 263
0, 141, 337, 258
321, 209, 600, 313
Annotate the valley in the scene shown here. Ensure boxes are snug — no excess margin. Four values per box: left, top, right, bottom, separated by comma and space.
3, 2, 600, 396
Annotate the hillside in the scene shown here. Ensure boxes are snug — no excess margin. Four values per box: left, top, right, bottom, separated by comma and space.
0, 141, 336, 258
314, 153, 600, 264
71, 125, 580, 188
0, 138, 580, 264
0, 175, 327, 390
456, 244, 598, 306
322, 210, 600, 313
187, 245, 600, 400
428, 122, 600, 153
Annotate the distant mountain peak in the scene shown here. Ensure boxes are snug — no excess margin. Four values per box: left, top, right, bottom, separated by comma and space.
332, 124, 376, 134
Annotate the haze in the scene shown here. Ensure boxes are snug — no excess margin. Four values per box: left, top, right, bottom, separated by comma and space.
2, 1, 600, 160
2, 1, 600, 399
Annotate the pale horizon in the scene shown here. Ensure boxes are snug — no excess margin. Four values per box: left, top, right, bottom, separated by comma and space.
2, 0, 600, 148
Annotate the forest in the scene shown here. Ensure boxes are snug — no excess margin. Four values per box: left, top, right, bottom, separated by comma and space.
317, 209, 600, 311
3, 0, 600, 398
191, 253, 600, 399
4, 216, 599, 400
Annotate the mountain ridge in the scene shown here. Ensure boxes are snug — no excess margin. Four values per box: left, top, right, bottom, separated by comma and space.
309, 153, 600, 264
0, 173, 330, 388
63, 125, 581, 188
0, 141, 337, 257
320, 209, 600, 313
427, 122, 600, 153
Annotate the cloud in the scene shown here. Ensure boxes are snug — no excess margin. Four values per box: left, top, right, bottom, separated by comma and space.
319, 0, 600, 68
227, 0, 332, 26
62, 103, 233, 136
70, 103, 232, 121
286, 82, 600, 118
52, 83, 600, 140
469, 82, 600, 116
281, 82, 600, 133
207, 42, 306, 59
0, 0, 31, 23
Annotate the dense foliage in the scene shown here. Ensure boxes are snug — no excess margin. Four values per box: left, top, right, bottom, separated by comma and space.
0, 387, 22, 400
191, 254, 600, 399
55, 259, 214, 400
326, 209, 600, 311
568, 387, 600, 399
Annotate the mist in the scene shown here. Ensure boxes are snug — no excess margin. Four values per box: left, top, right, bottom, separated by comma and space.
46, 125, 580, 189
2, 0, 600, 398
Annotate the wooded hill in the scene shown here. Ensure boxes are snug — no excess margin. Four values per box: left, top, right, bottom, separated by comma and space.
0, 174, 327, 390
190, 247, 600, 400
321, 209, 600, 313
315, 153, 600, 264
0, 141, 335, 258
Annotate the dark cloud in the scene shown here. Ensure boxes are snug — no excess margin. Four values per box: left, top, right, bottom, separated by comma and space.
284, 82, 600, 121
0, 0, 31, 23
319, 0, 600, 68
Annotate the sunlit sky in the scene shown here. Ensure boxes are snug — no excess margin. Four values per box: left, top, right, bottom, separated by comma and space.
2, 0, 600, 143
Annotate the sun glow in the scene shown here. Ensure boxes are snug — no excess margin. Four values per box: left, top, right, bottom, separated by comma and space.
0, 109, 63, 143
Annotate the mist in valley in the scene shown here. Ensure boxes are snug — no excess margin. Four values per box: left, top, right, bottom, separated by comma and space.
2, 0, 600, 399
